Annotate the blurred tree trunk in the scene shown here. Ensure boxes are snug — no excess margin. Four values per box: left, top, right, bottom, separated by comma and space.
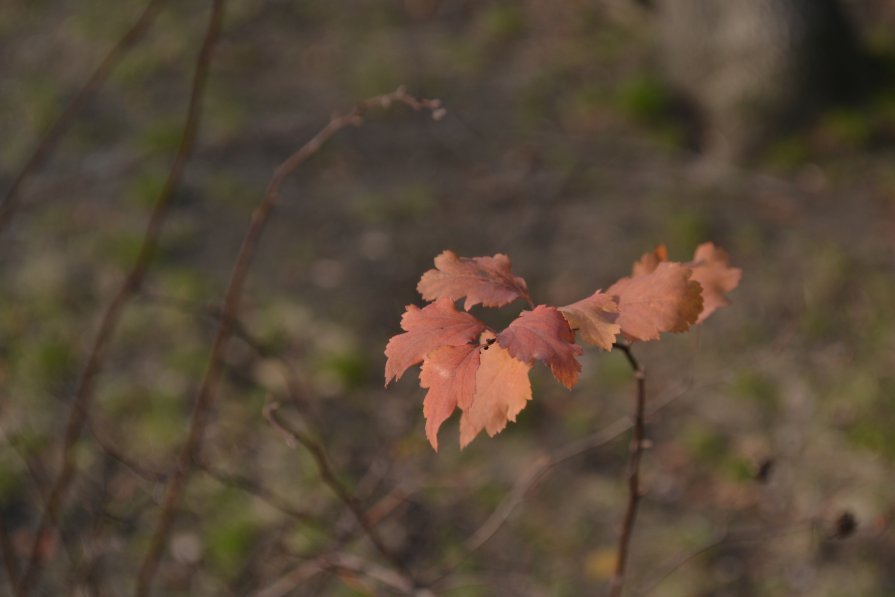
655, 0, 865, 160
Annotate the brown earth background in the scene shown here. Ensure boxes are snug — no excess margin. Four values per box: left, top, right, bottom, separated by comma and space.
2, 1, 895, 595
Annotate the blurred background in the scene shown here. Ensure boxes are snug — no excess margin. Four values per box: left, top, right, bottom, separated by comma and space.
2, 0, 895, 595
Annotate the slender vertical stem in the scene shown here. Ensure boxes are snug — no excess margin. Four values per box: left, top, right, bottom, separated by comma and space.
133, 87, 442, 596
0, 518, 22, 597
14, 1, 224, 593
609, 342, 646, 597
0, 0, 165, 234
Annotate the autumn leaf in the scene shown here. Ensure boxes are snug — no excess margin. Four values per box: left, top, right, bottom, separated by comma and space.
629, 243, 740, 325
558, 291, 621, 351
632, 244, 668, 276
459, 341, 532, 448
688, 243, 742, 323
384, 297, 485, 385
419, 344, 480, 451
497, 305, 583, 389
387, 246, 740, 450
417, 250, 531, 310
607, 262, 703, 341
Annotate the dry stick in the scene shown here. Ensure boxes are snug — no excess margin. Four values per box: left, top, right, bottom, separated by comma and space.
86, 419, 168, 484
263, 404, 412, 578
15, 1, 225, 593
635, 522, 810, 596
134, 87, 444, 596
609, 341, 646, 597
195, 457, 318, 525
427, 377, 697, 589
0, 519, 22, 597
256, 551, 430, 597
256, 481, 422, 597
0, 0, 165, 234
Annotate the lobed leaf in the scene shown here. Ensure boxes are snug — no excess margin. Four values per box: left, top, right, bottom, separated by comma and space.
417, 250, 531, 310
628, 243, 741, 325
497, 305, 583, 389
688, 243, 742, 323
607, 262, 703, 341
420, 344, 480, 451
384, 297, 486, 385
558, 291, 621, 351
632, 244, 668, 276
459, 341, 532, 448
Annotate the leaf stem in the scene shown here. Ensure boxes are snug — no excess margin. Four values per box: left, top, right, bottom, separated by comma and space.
609, 341, 646, 597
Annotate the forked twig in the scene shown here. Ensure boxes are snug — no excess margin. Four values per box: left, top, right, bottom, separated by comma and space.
15, 1, 225, 593
262, 403, 412, 582
134, 86, 444, 595
0, 0, 165, 234
609, 341, 646, 597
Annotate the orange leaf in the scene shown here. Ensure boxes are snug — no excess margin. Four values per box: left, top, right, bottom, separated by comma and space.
607, 262, 703, 341
687, 243, 742, 323
497, 305, 583, 389
632, 244, 668, 276
459, 341, 532, 448
384, 297, 485, 385
420, 344, 480, 451
558, 291, 621, 351
417, 250, 531, 310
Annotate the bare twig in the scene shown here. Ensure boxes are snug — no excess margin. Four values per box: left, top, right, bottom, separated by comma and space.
609, 341, 646, 597
263, 404, 410, 578
635, 521, 810, 596
255, 551, 435, 597
0, 0, 165, 234
134, 87, 443, 595
86, 419, 168, 485
195, 457, 317, 524
16, 1, 225, 593
427, 377, 694, 588
0, 518, 22, 597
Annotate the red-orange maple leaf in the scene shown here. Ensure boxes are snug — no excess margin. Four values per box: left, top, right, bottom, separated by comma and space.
558, 291, 621, 351
419, 344, 480, 451
417, 250, 531, 310
688, 243, 742, 323
607, 262, 703, 341
459, 340, 532, 448
384, 297, 485, 385
497, 305, 583, 389
388, 246, 739, 450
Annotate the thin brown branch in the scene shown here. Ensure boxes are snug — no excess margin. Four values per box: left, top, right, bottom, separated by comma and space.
0, 0, 165, 234
86, 419, 168, 485
635, 521, 810, 596
195, 457, 318, 524
427, 375, 696, 588
16, 1, 225, 593
255, 551, 435, 597
263, 404, 411, 578
134, 86, 443, 596
0, 518, 22, 597
610, 341, 646, 597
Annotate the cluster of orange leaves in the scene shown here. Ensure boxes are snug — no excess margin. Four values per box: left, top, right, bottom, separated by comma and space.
385, 244, 741, 450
